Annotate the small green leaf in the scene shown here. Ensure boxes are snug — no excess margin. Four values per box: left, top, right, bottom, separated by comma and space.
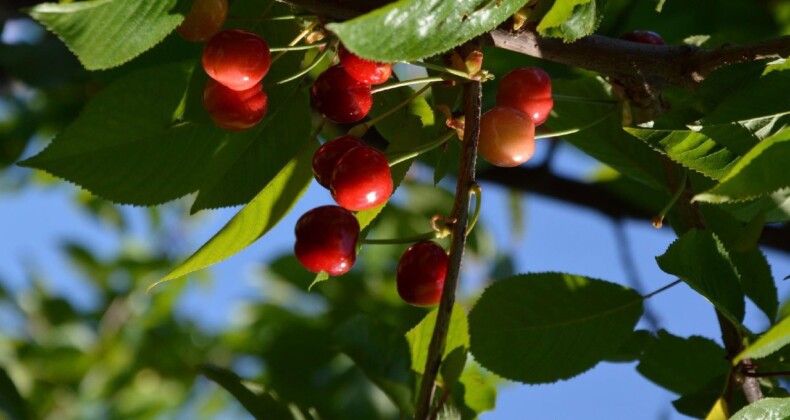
636, 330, 729, 395
734, 316, 790, 364
0, 368, 28, 420
406, 304, 469, 374
469, 272, 643, 384
536, 0, 607, 42
440, 347, 468, 390
154, 140, 317, 286
333, 315, 415, 415
656, 230, 745, 325
457, 360, 497, 417
29, 0, 182, 70
327, 0, 528, 62
694, 128, 790, 203
731, 398, 790, 420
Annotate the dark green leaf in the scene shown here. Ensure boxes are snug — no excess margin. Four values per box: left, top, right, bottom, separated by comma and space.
469, 272, 643, 383
406, 304, 469, 374
0, 368, 28, 420
732, 248, 778, 323
200, 365, 304, 420
734, 316, 790, 364
671, 375, 730, 419
29, 0, 182, 70
703, 62, 790, 124
731, 398, 790, 420
440, 347, 468, 390
327, 0, 528, 62
656, 229, 745, 325
537, 0, 607, 42
603, 329, 655, 363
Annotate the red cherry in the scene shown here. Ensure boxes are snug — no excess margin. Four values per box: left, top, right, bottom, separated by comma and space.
312, 135, 365, 188
294, 205, 360, 276
620, 30, 665, 45
330, 145, 393, 211
338, 44, 393, 85
311, 65, 373, 124
496, 67, 553, 126
177, 0, 228, 42
478, 106, 536, 167
203, 79, 267, 131
396, 241, 448, 306
202, 29, 271, 91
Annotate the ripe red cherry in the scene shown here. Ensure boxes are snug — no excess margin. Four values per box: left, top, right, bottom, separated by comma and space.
202, 29, 271, 91
396, 241, 448, 306
478, 106, 536, 167
338, 44, 393, 85
294, 205, 360, 276
330, 145, 393, 211
177, 0, 228, 42
311, 65, 373, 124
203, 79, 268, 131
496, 67, 553, 126
312, 135, 365, 188
620, 30, 665, 45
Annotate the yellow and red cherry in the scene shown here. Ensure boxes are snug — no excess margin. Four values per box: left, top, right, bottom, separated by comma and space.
202, 29, 271, 91
478, 106, 536, 167
338, 44, 393, 85
177, 0, 228, 42
396, 241, 448, 306
620, 30, 665, 45
294, 205, 360, 276
312, 135, 365, 189
496, 67, 553, 126
203, 79, 267, 131
311, 65, 373, 124
330, 145, 393, 211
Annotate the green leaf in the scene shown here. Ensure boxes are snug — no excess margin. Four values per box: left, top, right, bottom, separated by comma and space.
536, 0, 607, 42
671, 375, 731, 419
154, 139, 317, 285
327, 0, 528, 62
731, 248, 778, 323
0, 368, 28, 420
636, 330, 729, 395
19, 63, 221, 206
731, 398, 790, 420
440, 347, 468, 390
406, 304, 469, 374
703, 62, 790, 124
656, 229, 745, 325
603, 329, 655, 363
468, 272, 643, 383
333, 315, 415, 415
734, 316, 790, 364
29, 0, 182, 70
694, 128, 790, 203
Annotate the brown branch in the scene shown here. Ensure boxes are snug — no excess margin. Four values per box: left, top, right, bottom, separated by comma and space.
414, 53, 482, 419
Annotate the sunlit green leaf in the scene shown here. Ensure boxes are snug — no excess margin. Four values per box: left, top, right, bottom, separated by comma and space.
734, 316, 790, 364
730, 397, 790, 420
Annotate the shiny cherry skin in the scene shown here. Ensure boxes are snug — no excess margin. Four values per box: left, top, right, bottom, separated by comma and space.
177, 0, 228, 42
203, 79, 268, 131
311, 65, 373, 124
496, 67, 553, 126
330, 146, 393, 211
202, 29, 271, 91
312, 135, 365, 189
294, 205, 360, 276
338, 44, 393, 85
478, 106, 536, 167
620, 30, 665, 45
396, 241, 448, 306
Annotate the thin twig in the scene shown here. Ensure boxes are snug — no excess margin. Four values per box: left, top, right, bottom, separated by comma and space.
614, 221, 661, 329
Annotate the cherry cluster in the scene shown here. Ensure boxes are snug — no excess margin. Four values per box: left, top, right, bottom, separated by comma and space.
178, 0, 271, 131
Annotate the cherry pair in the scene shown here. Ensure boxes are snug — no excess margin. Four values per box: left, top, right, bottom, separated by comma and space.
478, 67, 553, 167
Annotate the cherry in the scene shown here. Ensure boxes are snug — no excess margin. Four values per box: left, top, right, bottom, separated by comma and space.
620, 30, 665, 45
496, 67, 553, 126
202, 29, 271, 91
177, 0, 228, 42
338, 44, 393, 85
396, 241, 448, 306
311, 65, 373, 124
478, 106, 536, 167
203, 79, 268, 131
312, 135, 365, 189
330, 145, 393, 211
294, 205, 360, 276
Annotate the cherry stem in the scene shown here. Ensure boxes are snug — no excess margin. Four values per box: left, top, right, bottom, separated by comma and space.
536, 106, 618, 139
226, 14, 317, 22
361, 231, 439, 245
269, 43, 326, 52
467, 183, 482, 234
552, 94, 618, 105
387, 130, 457, 167
407, 60, 473, 80
349, 82, 434, 138
371, 76, 446, 94
270, 18, 320, 65
652, 169, 688, 229
643, 279, 682, 299
273, 40, 335, 85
